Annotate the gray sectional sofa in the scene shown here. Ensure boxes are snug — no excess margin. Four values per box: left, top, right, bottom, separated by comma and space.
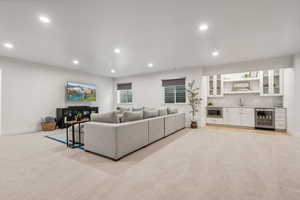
84, 113, 185, 160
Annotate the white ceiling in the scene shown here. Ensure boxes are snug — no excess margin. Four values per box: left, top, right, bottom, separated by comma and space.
0, 0, 299, 77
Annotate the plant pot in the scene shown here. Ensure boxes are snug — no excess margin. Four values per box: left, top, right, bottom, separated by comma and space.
191, 121, 198, 129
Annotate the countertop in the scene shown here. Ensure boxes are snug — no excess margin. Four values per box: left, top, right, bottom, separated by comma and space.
207, 106, 286, 109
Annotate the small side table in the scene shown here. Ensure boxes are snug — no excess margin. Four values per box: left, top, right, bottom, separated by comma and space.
65, 120, 89, 148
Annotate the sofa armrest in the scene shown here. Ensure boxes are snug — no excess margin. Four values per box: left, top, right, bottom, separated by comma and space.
84, 122, 117, 159
115, 120, 148, 159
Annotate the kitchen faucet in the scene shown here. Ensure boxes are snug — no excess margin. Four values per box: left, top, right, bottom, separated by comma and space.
239, 97, 244, 107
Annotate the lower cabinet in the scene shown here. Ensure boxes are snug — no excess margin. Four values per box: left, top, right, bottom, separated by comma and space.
206, 118, 224, 125
240, 108, 255, 127
223, 108, 254, 127
275, 108, 286, 130
224, 108, 240, 126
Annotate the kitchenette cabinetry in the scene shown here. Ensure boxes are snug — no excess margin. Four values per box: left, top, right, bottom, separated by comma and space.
206, 107, 286, 131
223, 108, 254, 127
275, 108, 286, 130
240, 108, 255, 127
260, 69, 283, 96
208, 74, 223, 97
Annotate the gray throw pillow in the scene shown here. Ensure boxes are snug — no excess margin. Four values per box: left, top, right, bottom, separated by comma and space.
167, 107, 178, 114
132, 107, 144, 112
116, 107, 130, 113
143, 109, 158, 119
158, 108, 168, 116
144, 107, 155, 111
91, 112, 119, 123
123, 111, 143, 122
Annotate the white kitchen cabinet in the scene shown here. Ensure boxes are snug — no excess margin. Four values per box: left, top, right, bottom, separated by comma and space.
206, 118, 224, 125
223, 108, 254, 127
223, 108, 241, 126
275, 108, 286, 130
240, 108, 255, 127
208, 74, 223, 97
260, 69, 283, 96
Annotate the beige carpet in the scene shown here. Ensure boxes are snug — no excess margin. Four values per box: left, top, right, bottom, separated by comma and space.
1, 128, 300, 200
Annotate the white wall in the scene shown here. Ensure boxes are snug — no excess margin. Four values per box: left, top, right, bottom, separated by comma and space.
287, 54, 300, 136
0, 69, 2, 135
114, 67, 205, 127
0, 56, 113, 135
283, 68, 295, 133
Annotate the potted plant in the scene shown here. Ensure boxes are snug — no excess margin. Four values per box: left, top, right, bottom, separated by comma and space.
41, 116, 56, 131
75, 113, 82, 121
186, 80, 202, 128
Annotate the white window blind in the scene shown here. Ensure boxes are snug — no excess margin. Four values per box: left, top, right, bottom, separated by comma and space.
162, 78, 186, 103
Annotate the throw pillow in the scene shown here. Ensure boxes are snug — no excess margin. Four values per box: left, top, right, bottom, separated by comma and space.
167, 107, 178, 114
116, 106, 130, 113
123, 111, 143, 122
132, 107, 144, 112
143, 109, 158, 119
158, 108, 168, 116
91, 112, 119, 123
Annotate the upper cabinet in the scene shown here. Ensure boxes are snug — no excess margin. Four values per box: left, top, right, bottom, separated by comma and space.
207, 69, 284, 98
208, 74, 223, 97
260, 69, 283, 96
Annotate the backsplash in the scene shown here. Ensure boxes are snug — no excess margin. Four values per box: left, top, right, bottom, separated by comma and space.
207, 94, 283, 107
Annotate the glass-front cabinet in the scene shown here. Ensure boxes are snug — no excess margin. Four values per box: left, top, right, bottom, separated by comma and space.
260, 69, 283, 96
208, 74, 223, 97
216, 74, 222, 96
273, 69, 281, 94
209, 76, 214, 96
262, 70, 270, 95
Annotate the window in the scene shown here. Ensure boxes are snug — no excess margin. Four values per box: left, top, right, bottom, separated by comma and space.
162, 78, 186, 103
117, 83, 133, 104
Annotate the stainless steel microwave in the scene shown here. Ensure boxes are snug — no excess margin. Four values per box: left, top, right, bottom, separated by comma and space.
207, 107, 223, 118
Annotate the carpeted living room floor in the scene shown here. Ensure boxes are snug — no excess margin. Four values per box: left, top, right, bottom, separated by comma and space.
1, 127, 300, 200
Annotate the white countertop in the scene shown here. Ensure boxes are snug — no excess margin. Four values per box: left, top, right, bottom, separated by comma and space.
207, 106, 286, 109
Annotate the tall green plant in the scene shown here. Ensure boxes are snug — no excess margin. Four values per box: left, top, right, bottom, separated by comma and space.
186, 80, 202, 121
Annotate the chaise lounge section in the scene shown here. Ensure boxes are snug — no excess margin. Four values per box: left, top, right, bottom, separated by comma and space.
84, 113, 185, 160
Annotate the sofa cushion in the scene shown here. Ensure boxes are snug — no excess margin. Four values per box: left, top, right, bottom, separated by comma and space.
167, 107, 178, 114
123, 111, 143, 122
91, 112, 119, 123
132, 107, 144, 112
143, 109, 158, 119
158, 108, 168, 116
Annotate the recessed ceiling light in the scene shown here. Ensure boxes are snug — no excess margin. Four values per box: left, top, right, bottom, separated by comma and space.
212, 51, 219, 57
111, 69, 116, 73
199, 23, 208, 32
39, 15, 51, 24
3, 42, 14, 49
72, 59, 79, 65
148, 63, 154, 68
114, 48, 120, 54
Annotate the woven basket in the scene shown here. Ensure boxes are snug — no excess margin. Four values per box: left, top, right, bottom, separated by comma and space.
41, 122, 56, 131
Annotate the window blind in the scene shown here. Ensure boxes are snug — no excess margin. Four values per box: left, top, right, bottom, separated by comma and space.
162, 78, 185, 87
162, 78, 186, 103
117, 83, 132, 90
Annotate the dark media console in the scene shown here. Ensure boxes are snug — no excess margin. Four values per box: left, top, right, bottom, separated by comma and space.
56, 106, 99, 128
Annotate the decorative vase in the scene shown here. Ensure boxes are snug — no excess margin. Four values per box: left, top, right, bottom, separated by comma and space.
191, 121, 198, 129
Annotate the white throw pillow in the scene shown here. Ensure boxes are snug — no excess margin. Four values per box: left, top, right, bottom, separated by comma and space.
167, 108, 178, 114
91, 112, 119, 123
